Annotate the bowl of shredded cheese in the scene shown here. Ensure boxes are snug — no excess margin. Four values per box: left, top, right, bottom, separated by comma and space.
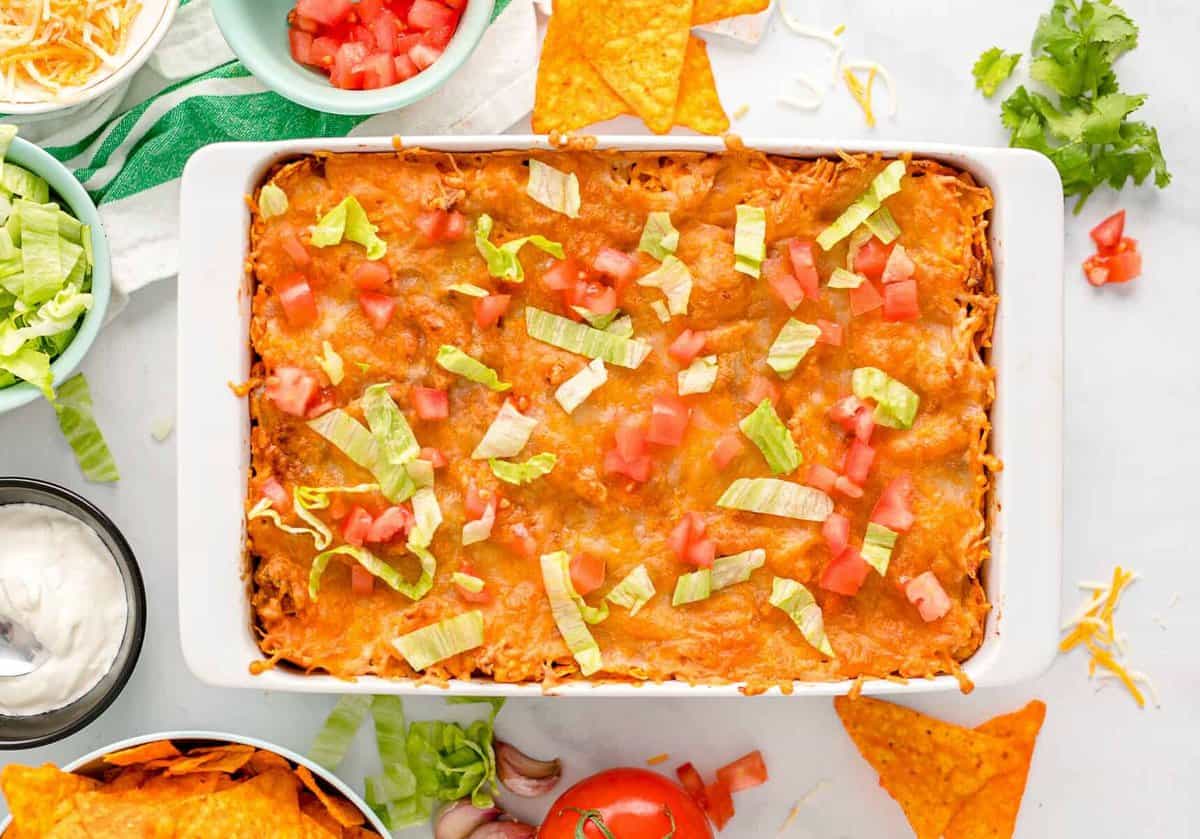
0, 0, 176, 117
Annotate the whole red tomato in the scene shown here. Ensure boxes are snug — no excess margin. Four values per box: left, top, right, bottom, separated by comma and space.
538, 768, 713, 839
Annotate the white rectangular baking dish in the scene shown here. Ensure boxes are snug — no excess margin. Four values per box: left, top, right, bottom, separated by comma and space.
177, 136, 1063, 697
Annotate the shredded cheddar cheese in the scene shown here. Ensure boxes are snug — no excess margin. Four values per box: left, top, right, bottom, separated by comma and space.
842, 66, 877, 127
1060, 566, 1154, 708
0, 0, 142, 100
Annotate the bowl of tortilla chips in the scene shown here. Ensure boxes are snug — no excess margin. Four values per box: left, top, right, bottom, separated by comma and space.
0, 732, 387, 838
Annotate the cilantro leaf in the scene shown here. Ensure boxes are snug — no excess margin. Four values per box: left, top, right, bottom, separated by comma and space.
973, 47, 1022, 97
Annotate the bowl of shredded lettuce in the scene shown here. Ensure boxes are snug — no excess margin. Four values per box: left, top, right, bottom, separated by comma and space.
0, 126, 110, 417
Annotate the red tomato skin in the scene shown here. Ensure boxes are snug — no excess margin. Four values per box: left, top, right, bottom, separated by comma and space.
441, 210, 467, 240
805, 464, 838, 494
843, 439, 875, 485
710, 431, 744, 470
393, 53, 419, 80
543, 258, 584, 291
350, 564, 375, 596
880, 245, 915, 284
569, 552, 606, 596
359, 51, 396, 88
593, 247, 639, 293
786, 239, 821, 299
464, 481, 495, 520
473, 294, 512, 329
422, 24, 456, 50
615, 415, 648, 461
408, 41, 442, 69
685, 537, 716, 569
289, 29, 315, 65
746, 375, 779, 406
822, 512, 850, 556
352, 261, 390, 291
675, 763, 708, 809
848, 279, 884, 316
716, 751, 768, 793
265, 367, 319, 417
834, 475, 863, 499
414, 209, 446, 241
279, 227, 311, 267
882, 279, 920, 321
420, 446, 447, 468
342, 506, 374, 546
704, 779, 735, 831
358, 290, 396, 330
408, 0, 457, 30
1105, 249, 1142, 284
668, 329, 707, 365
1090, 209, 1125, 251
871, 475, 915, 532
296, 0, 354, 26
411, 386, 449, 420
763, 254, 805, 309
538, 768, 713, 839
820, 548, 870, 596
905, 571, 951, 621
278, 276, 318, 327
366, 505, 413, 543
603, 448, 652, 483
646, 395, 691, 447
309, 36, 339, 69
260, 478, 290, 509
853, 236, 891, 281
330, 41, 368, 88
816, 318, 843, 346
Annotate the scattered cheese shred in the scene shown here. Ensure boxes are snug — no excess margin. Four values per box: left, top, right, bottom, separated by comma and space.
842, 59, 899, 118
842, 65, 878, 127
645, 753, 669, 766
733, 103, 750, 120
776, 779, 830, 837
1059, 566, 1153, 708
778, 73, 825, 111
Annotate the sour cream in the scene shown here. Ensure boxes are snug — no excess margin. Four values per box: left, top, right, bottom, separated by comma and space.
0, 503, 127, 716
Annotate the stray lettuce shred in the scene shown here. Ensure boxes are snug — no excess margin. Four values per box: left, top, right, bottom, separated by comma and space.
489, 452, 557, 485
851, 366, 920, 429
733, 204, 767, 277
310, 543, 436, 601
769, 576, 834, 656
525, 306, 651, 369
677, 354, 718, 396
314, 341, 344, 385
526, 159, 581, 218
717, 477, 833, 522
461, 502, 496, 546
448, 282, 489, 297
540, 551, 606, 675
308, 694, 372, 770
672, 549, 766, 607
258, 183, 289, 219
636, 254, 693, 316
972, 47, 1022, 97
52, 374, 118, 483
672, 569, 712, 606
739, 399, 802, 474
310, 195, 387, 260
452, 571, 485, 592
766, 319, 820, 379
605, 564, 656, 616
473, 213, 564, 282
436, 345, 511, 392
828, 267, 866, 289
816, 160, 906, 251
554, 357, 608, 413
472, 400, 537, 459
393, 611, 485, 671
638, 211, 680, 261
862, 521, 899, 575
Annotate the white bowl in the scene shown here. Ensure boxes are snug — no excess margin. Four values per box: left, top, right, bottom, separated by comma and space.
0, 0, 176, 117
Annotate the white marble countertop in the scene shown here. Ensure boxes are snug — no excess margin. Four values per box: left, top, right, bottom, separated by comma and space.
3, 0, 1199, 835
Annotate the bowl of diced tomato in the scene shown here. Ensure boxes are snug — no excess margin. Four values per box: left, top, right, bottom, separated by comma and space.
212, 0, 493, 115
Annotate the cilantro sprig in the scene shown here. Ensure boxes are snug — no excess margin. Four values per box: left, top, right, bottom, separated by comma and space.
976, 0, 1170, 212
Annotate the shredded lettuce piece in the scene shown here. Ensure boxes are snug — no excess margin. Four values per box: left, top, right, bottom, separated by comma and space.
436, 345, 511, 392
15, 200, 68, 305
288, 483, 379, 550
258, 183, 289, 219
734, 204, 767, 278
717, 477, 833, 522
862, 522, 899, 575
489, 452, 557, 485
769, 576, 834, 656
605, 564, 655, 616
448, 282, 490, 297
846, 226, 873, 272
0, 285, 92, 356
864, 207, 901, 243
310, 543, 435, 601
404, 699, 503, 811
672, 569, 713, 606
462, 500, 496, 546
767, 319, 820, 379
816, 160, 906, 250
2, 165, 48, 204
711, 548, 767, 589
0, 346, 51, 399
472, 401, 536, 459
308, 694, 372, 770
52, 374, 118, 482
650, 300, 672, 323
247, 498, 327, 546
452, 571, 486, 592
739, 399, 802, 474
828, 267, 866, 288
526, 159, 581, 218
541, 551, 605, 675
310, 195, 387, 260
638, 211, 680, 261
678, 354, 718, 395
570, 306, 619, 331
0, 125, 15, 164
364, 695, 423, 830
851, 366, 920, 429
555, 357, 608, 413
393, 611, 485, 671
407, 487, 442, 550
637, 254, 693, 316
525, 306, 651, 369
308, 408, 414, 501
605, 314, 634, 337
314, 341, 344, 385
473, 213, 564, 282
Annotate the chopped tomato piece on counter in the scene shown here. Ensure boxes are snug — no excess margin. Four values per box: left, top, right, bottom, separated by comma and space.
342, 506, 374, 546
265, 367, 319, 416
904, 571, 951, 622
278, 276, 318, 327
716, 751, 768, 793
351, 261, 389, 291
882, 279, 920, 321
848, 279, 884, 316
1090, 209, 1125, 251
473, 294, 511, 328
593, 247, 639, 293
704, 778, 735, 830
420, 446, 447, 468
843, 439, 875, 485
805, 464, 838, 494
746, 374, 779, 406
668, 329, 706, 365
411, 387, 449, 420
676, 763, 708, 809
822, 512, 850, 556
834, 475, 863, 499
786, 239, 821, 300
260, 478, 290, 509
816, 318, 843, 345
358, 291, 396, 330
871, 475, 915, 532
820, 548, 870, 596
1083, 211, 1143, 286
711, 430, 745, 470
350, 564, 375, 595
367, 505, 412, 543
647, 394, 691, 446
569, 552, 606, 596
880, 244, 915, 284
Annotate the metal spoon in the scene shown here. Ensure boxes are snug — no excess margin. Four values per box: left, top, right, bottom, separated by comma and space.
0, 615, 44, 677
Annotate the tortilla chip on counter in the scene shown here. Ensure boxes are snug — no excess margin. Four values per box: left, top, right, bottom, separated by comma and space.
834, 696, 1045, 839
0, 740, 380, 839
674, 37, 730, 135
692, 0, 770, 25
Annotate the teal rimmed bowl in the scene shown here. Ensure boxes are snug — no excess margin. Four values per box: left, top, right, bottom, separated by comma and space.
212, 0, 496, 116
0, 138, 111, 415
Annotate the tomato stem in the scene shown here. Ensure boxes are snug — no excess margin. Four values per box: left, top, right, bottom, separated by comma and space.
566, 807, 617, 839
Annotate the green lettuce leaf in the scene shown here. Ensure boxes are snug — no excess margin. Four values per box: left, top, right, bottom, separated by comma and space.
650, 300, 672, 323
314, 341, 344, 385
862, 521, 899, 575
526, 159, 581, 218
2, 164, 49, 203
51, 373, 118, 482
0, 125, 16, 166
638, 211, 680, 261
489, 452, 557, 485
363, 383, 420, 466
308, 694, 372, 770
448, 282, 490, 297
0, 284, 91, 356
864, 207, 901, 244
972, 47, 1021, 97
452, 571, 486, 592
636, 254, 692, 316
605, 564, 655, 616
258, 183, 289, 219
554, 357, 608, 413
733, 204, 767, 278
851, 366, 920, 429
828, 267, 866, 289
436, 345, 511, 391
677, 354, 718, 395
310, 543, 435, 601
717, 477, 833, 522
672, 569, 713, 606
307, 408, 415, 501
472, 400, 536, 459
766, 319, 820, 379
310, 195, 387, 259
711, 548, 767, 589
540, 551, 606, 675
769, 576, 834, 656
393, 611, 485, 671
816, 160, 906, 251
473, 213, 564, 282
525, 306, 651, 369
739, 399, 802, 474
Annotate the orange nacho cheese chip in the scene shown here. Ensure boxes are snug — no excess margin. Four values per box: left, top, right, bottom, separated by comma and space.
102, 741, 182, 766
295, 765, 366, 828
833, 696, 1031, 839
692, 0, 769, 25
0, 765, 98, 837
674, 37, 730, 135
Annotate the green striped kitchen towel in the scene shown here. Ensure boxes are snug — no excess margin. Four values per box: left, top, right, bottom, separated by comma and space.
17, 0, 535, 309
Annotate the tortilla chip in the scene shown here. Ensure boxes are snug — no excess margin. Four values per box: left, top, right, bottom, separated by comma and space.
302, 796, 347, 836
166, 744, 256, 776
176, 769, 303, 839
1, 765, 98, 837
102, 741, 182, 767
674, 37, 729, 135
302, 812, 342, 839
246, 749, 294, 776
532, 0, 628, 134
834, 696, 1025, 839
294, 765, 366, 828
571, 0, 694, 133
692, 0, 769, 25
43, 793, 183, 839
945, 701, 1047, 839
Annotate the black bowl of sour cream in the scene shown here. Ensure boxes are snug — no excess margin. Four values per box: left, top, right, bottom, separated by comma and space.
0, 477, 146, 749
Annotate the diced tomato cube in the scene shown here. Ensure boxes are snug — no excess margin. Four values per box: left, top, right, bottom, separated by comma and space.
464, 481, 495, 520
1090, 209, 1125, 252
370, 10, 401, 53
615, 415, 648, 462
603, 448, 652, 483
394, 32, 423, 55
592, 248, 638, 293
1103, 249, 1142, 284
848, 279, 884, 316
342, 506, 374, 546
408, 0, 457, 30
360, 51, 396, 88
351, 24, 378, 51
279, 227, 311, 267
474, 294, 511, 329
350, 564, 375, 596
265, 367, 319, 417
309, 36, 340, 69
442, 0, 466, 8
393, 53, 419, 81
441, 210, 467, 240
289, 29, 315, 65
883, 279, 920, 321
358, 291, 396, 330
506, 523, 538, 558
676, 763, 708, 810
278, 276, 318, 327
1082, 253, 1109, 286
746, 375, 779, 406
853, 236, 891, 281
355, 0, 386, 21
332, 41, 369, 89
704, 779, 735, 831
816, 318, 842, 346
420, 446, 447, 468
646, 394, 691, 447
411, 386, 449, 420
880, 244, 915, 284
543, 258, 584, 291
685, 537, 716, 569
421, 24, 456, 50
566, 279, 616, 316
787, 239, 821, 300
871, 475, 915, 532
905, 571, 951, 622
291, 13, 322, 33
667, 512, 702, 559
763, 254, 805, 309
805, 464, 838, 494
408, 42, 442, 69
569, 552, 606, 596
414, 209, 446, 241
820, 548, 870, 596
853, 407, 875, 443
306, 389, 336, 419
717, 751, 768, 793
367, 505, 413, 543
829, 396, 864, 425
352, 261, 390, 291
260, 477, 290, 509
822, 512, 850, 556
843, 439, 875, 485
296, 0, 354, 26
667, 329, 706, 365
834, 475, 863, 499
711, 430, 744, 470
